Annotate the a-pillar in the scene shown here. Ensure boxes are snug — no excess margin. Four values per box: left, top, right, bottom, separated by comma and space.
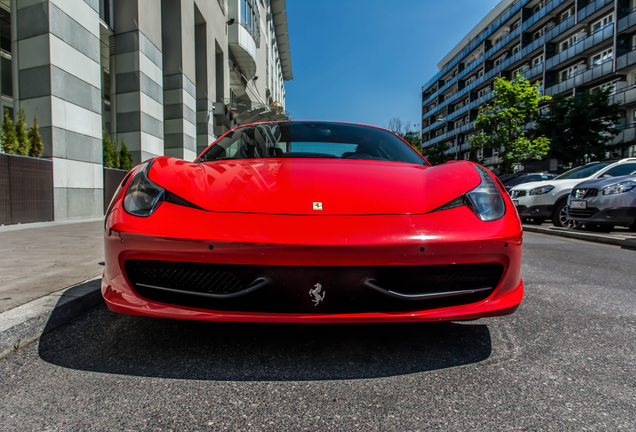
16, 0, 103, 219
162, 0, 197, 161
112, 0, 164, 165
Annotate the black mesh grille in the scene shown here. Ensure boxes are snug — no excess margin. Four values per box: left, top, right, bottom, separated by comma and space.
568, 207, 599, 219
571, 188, 598, 198
124, 260, 504, 314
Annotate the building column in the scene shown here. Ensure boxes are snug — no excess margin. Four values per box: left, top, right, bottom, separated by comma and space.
161, 0, 197, 161
16, 0, 103, 220
113, 0, 164, 165
195, 18, 215, 155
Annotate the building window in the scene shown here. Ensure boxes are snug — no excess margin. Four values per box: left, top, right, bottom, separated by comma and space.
512, 44, 520, 55
560, 65, 578, 82
593, 80, 618, 94
591, 13, 613, 33
533, 1, 546, 14
532, 54, 544, 66
533, 25, 547, 41
560, 35, 578, 52
511, 20, 520, 31
591, 48, 613, 66
561, 6, 575, 23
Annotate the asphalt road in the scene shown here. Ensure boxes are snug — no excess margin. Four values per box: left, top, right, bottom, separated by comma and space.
1, 232, 635, 431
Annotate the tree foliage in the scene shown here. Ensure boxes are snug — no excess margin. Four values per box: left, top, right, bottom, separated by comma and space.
102, 129, 120, 169
28, 111, 43, 158
534, 88, 621, 168
15, 107, 30, 156
119, 139, 133, 171
1, 108, 18, 154
388, 118, 422, 153
422, 142, 451, 165
470, 75, 551, 174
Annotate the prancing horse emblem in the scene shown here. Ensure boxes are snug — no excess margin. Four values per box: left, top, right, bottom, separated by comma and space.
309, 283, 325, 306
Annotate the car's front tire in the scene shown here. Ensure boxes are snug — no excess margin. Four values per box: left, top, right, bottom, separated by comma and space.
553, 200, 581, 229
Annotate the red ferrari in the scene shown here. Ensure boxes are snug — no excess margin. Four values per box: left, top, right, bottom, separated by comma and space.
102, 121, 523, 323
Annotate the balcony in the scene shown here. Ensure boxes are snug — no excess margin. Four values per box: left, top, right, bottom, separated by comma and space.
545, 59, 614, 96
521, 63, 544, 80
610, 84, 636, 106
578, 0, 614, 22
545, 24, 613, 71
457, 56, 484, 81
485, 51, 521, 81
229, 22, 257, 79
485, 27, 521, 60
522, 15, 575, 58
611, 124, 636, 145
523, 0, 567, 31
618, 7, 636, 33
616, 48, 636, 70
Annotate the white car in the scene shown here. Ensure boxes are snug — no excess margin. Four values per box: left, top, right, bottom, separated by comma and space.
509, 158, 636, 227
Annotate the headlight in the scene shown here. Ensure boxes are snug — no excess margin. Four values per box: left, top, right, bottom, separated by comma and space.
602, 181, 636, 195
123, 161, 165, 217
529, 185, 554, 196
465, 165, 506, 221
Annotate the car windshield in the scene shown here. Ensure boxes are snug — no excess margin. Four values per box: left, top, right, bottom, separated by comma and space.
554, 162, 613, 180
196, 122, 428, 165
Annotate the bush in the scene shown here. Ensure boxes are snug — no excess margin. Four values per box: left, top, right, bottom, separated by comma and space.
1, 108, 18, 154
102, 129, 120, 168
15, 108, 30, 156
119, 139, 133, 171
28, 111, 43, 158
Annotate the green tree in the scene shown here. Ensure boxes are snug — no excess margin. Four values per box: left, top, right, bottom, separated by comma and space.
119, 139, 133, 171
402, 129, 422, 153
535, 88, 621, 168
422, 142, 451, 165
2, 108, 18, 154
28, 111, 43, 158
15, 107, 30, 156
102, 129, 119, 168
470, 75, 551, 174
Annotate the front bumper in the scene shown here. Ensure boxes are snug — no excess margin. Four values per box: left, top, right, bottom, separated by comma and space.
567, 206, 636, 226
103, 202, 524, 323
516, 204, 554, 219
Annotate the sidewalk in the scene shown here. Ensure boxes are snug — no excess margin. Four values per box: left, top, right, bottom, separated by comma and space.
0, 219, 104, 313
522, 223, 636, 248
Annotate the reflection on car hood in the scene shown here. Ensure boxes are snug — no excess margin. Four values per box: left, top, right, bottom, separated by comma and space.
148, 157, 482, 215
572, 174, 636, 190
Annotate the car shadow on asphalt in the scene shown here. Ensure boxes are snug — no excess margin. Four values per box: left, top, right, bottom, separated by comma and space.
39, 302, 491, 381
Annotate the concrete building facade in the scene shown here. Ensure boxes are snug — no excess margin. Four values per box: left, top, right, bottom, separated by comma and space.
421, 0, 636, 169
2, 0, 292, 220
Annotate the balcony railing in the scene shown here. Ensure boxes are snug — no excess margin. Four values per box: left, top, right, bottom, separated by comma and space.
545, 24, 613, 70
545, 58, 614, 96
616, 46, 636, 70
609, 83, 636, 106
612, 124, 636, 145
521, 63, 544, 80
618, 6, 636, 32
578, 0, 614, 23
485, 27, 521, 60
522, 0, 567, 31
521, 15, 575, 58
485, 51, 521, 81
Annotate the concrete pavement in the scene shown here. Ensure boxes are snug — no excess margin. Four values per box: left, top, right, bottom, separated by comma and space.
0, 219, 104, 313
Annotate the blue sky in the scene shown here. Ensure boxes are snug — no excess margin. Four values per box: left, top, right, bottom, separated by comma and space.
284, 0, 501, 131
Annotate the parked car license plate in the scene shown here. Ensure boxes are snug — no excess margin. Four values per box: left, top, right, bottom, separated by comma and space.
512, 199, 519, 206
570, 200, 587, 209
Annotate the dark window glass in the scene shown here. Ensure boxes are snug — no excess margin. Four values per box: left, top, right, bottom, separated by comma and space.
601, 163, 636, 177
555, 163, 613, 179
197, 122, 428, 165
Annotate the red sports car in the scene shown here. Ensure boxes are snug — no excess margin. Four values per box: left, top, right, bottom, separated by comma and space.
102, 121, 523, 323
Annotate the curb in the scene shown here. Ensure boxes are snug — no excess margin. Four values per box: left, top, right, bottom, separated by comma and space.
523, 225, 636, 248
0, 277, 103, 359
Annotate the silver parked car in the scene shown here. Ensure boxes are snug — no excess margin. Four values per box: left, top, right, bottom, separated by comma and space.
567, 174, 636, 232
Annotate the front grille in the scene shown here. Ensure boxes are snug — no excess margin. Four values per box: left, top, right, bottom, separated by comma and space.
571, 188, 598, 199
510, 190, 526, 198
124, 260, 504, 314
567, 207, 599, 219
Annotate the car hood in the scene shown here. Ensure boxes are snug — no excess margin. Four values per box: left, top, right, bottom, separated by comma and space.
572, 174, 636, 190
510, 178, 588, 192
148, 157, 482, 215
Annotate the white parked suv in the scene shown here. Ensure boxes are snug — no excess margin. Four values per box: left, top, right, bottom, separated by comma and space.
508, 158, 636, 227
